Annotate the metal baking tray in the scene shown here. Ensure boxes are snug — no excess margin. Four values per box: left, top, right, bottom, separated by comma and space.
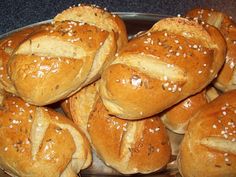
0, 12, 183, 177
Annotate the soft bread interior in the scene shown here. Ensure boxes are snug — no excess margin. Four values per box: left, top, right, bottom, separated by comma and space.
31, 108, 50, 160
113, 54, 187, 82
54, 6, 120, 34
200, 136, 236, 155
206, 12, 224, 28
149, 17, 216, 49
80, 32, 116, 87
15, 36, 87, 59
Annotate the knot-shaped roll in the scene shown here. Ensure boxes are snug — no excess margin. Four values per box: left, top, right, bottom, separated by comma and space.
7, 5, 127, 106
186, 8, 236, 92
99, 17, 226, 119
0, 95, 91, 177
178, 90, 236, 177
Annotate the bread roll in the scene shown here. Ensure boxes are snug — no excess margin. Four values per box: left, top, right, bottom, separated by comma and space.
61, 81, 99, 139
186, 8, 236, 92
0, 25, 47, 94
0, 95, 91, 177
178, 90, 236, 177
99, 17, 226, 119
88, 98, 171, 174
8, 5, 127, 106
161, 87, 219, 134
54, 4, 128, 51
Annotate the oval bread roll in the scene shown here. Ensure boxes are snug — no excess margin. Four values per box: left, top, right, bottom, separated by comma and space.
161, 87, 219, 134
0, 95, 91, 177
87, 98, 171, 174
0, 24, 47, 94
178, 90, 236, 177
99, 17, 226, 119
8, 5, 127, 106
186, 8, 236, 92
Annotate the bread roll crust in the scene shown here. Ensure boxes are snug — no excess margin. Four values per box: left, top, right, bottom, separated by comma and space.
88, 99, 171, 174
178, 90, 236, 177
186, 8, 236, 92
161, 89, 208, 134
61, 81, 99, 138
0, 25, 47, 94
54, 4, 128, 51
8, 18, 116, 105
0, 95, 91, 177
100, 17, 226, 119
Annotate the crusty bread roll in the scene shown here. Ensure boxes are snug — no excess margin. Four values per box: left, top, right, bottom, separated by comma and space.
99, 17, 226, 119
61, 81, 99, 139
161, 87, 219, 134
186, 8, 236, 92
0, 24, 47, 94
8, 5, 127, 106
0, 95, 91, 177
178, 90, 236, 177
54, 4, 128, 51
87, 98, 171, 174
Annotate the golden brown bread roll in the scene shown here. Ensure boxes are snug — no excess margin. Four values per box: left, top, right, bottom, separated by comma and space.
0, 95, 91, 177
178, 90, 236, 177
161, 87, 219, 134
186, 8, 236, 92
0, 25, 47, 94
99, 17, 226, 120
61, 81, 99, 139
87, 98, 171, 174
54, 4, 128, 51
8, 5, 127, 106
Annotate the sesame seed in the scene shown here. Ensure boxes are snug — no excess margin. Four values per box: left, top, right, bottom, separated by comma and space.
212, 124, 217, 129
147, 32, 151, 36
164, 32, 168, 37
149, 129, 154, 133
176, 52, 180, 56
198, 70, 202, 74
222, 111, 227, 116
174, 39, 179, 44
4, 147, 8, 151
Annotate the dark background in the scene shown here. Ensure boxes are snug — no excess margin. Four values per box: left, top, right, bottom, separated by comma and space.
0, 0, 235, 35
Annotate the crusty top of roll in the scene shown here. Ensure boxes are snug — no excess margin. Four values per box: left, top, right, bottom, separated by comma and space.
54, 4, 128, 51
8, 9, 118, 106
0, 24, 47, 94
186, 8, 236, 92
161, 89, 208, 134
88, 98, 171, 174
0, 95, 91, 177
178, 90, 236, 177
99, 17, 226, 119
161, 87, 219, 134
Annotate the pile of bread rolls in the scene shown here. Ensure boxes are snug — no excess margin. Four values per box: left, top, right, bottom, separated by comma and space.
0, 4, 235, 177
